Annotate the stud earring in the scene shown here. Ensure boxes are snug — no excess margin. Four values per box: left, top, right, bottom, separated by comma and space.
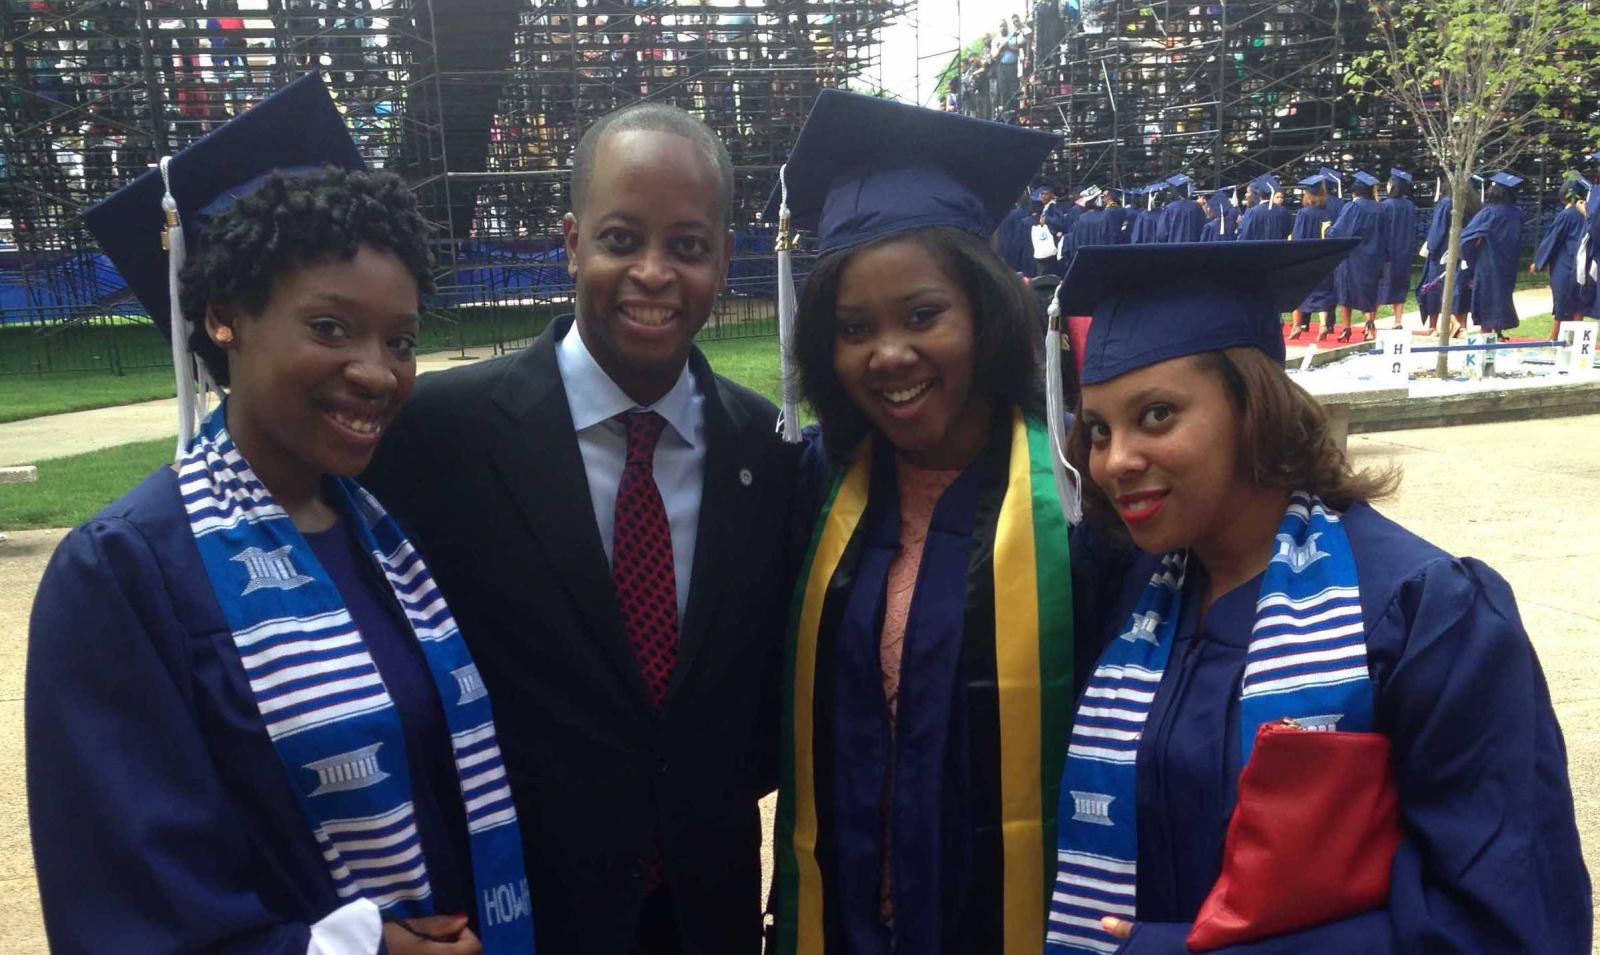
215, 326, 234, 344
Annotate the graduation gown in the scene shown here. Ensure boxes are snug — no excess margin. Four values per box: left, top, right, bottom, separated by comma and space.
1129, 210, 1163, 245
1534, 205, 1585, 321
1067, 209, 1119, 254
1073, 504, 1591, 954
997, 205, 1037, 274
1234, 204, 1290, 241
1327, 197, 1388, 312
1417, 198, 1452, 317
1105, 206, 1130, 243
1290, 206, 1336, 312
1458, 202, 1524, 331
1158, 198, 1208, 243
26, 468, 475, 953
776, 415, 1074, 955
1325, 193, 1346, 223
1378, 196, 1418, 305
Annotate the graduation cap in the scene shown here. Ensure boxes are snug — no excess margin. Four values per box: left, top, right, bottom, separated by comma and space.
1320, 166, 1344, 197
1297, 173, 1332, 193
1166, 174, 1194, 197
1079, 185, 1104, 204
1351, 170, 1380, 190
767, 89, 1058, 255
1389, 167, 1413, 184
1251, 174, 1280, 200
1588, 151, 1600, 164
81, 72, 365, 457
1490, 171, 1524, 191
1566, 174, 1593, 197
1058, 240, 1360, 385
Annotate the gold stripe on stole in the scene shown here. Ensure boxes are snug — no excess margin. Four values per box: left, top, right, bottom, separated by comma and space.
992, 410, 1046, 952
793, 449, 872, 953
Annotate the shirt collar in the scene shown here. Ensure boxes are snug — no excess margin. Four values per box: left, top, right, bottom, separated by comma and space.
557, 320, 702, 448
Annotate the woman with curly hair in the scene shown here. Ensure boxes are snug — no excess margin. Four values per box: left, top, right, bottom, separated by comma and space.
768, 91, 1084, 955
27, 76, 533, 954
1045, 240, 1588, 954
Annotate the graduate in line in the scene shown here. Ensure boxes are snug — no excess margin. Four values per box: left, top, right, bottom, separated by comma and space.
1532, 176, 1589, 334
1158, 175, 1207, 243
1378, 168, 1418, 330
997, 190, 1039, 274
1457, 172, 1526, 340
1319, 166, 1346, 222
1047, 240, 1589, 955
1128, 184, 1167, 244
27, 75, 532, 954
1067, 186, 1121, 253
768, 90, 1077, 955
1199, 189, 1236, 242
1327, 170, 1389, 342
1104, 189, 1130, 242
1235, 176, 1290, 240
1415, 185, 1453, 334
1289, 173, 1338, 339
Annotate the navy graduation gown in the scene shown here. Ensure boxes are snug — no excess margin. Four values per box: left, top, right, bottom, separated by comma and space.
997, 205, 1036, 274
1417, 198, 1452, 317
1325, 193, 1346, 223
1327, 197, 1388, 312
1291, 206, 1336, 312
1068, 209, 1119, 254
1129, 210, 1163, 245
1234, 204, 1290, 241
1158, 199, 1208, 243
1378, 196, 1418, 306
1105, 206, 1130, 243
1074, 505, 1590, 954
1534, 205, 1585, 321
1458, 202, 1524, 331
27, 468, 472, 953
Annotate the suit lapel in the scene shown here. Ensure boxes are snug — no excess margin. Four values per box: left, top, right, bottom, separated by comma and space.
488, 318, 654, 708
666, 350, 762, 706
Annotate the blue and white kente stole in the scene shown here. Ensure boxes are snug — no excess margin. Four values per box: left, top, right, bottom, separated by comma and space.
181, 407, 535, 951
1045, 492, 1373, 953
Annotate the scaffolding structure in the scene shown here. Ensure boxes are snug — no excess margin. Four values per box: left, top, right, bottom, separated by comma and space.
0, 0, 450, 339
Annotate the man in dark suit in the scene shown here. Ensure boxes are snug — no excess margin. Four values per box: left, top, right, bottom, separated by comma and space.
364, 103, 791, 955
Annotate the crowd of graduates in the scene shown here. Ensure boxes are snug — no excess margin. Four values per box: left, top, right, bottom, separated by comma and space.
997, 162, 1600, 345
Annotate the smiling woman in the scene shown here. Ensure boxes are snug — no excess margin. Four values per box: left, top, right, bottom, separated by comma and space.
27, 75, 534, 955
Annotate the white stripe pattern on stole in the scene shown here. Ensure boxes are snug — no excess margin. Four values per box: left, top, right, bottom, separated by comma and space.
1285, 497, 1342, 523
229, 607, 394, 740
378, 547, 459, 644
1050, 842, 1140, 950
1242, 573, 1368, 702
317, 803, 433, 908
1067, 656, 1162, 765
452, 721, 518, 834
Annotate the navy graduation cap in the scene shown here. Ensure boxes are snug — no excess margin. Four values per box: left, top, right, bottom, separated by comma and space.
1251, 174, 1280, 200
1298, 173, 1332, 192
766, 89, 1059, 255
1567, 175, 1593, 197
1058, 240, 1359, 385
1389, 167, 1413, 184
1491, 171, 1524, 191
1351, 170, 1380, 189
81, 72, 365, 455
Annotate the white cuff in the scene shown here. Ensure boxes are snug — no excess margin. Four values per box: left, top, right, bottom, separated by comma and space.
307, 898, 383, 955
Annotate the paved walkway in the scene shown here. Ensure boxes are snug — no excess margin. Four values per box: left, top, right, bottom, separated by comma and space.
4, 414, 1599, 949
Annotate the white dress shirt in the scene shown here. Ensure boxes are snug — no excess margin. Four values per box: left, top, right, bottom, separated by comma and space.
556, 322, 705, 623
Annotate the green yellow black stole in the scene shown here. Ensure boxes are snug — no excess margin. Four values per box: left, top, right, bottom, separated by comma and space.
774, 409, 1073, 954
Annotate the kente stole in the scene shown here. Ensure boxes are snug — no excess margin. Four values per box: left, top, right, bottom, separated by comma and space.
1046, 492, 1373, 953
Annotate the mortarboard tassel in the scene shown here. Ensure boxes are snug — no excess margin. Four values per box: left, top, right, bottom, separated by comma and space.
160, 156, 219, 462
775, 164, 802, 443
1434, 175, 1442, 202
1043, 296, 1084, 526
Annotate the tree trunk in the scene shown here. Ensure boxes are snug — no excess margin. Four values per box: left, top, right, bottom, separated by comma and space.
1435, 177, 1472, 378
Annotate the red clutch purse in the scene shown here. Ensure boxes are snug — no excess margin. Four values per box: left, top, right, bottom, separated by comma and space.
1186, 720, 1402, 952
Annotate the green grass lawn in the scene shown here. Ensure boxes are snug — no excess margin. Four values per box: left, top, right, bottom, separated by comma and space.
0, 368, 178, 424
0, 334, 789, 530
0, 438, 174, 530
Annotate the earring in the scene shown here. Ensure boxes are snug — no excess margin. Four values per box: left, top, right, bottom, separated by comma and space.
215, 326, 234, 344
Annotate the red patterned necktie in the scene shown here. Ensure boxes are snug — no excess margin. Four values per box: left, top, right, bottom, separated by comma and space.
612, 411, 679, 712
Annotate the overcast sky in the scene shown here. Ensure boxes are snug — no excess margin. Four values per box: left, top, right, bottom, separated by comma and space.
874, 0, 1033, 107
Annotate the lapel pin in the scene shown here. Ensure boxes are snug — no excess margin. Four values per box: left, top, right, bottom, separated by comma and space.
738, 467, 754, 487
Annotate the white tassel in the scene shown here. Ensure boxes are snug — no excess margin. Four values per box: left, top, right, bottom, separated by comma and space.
160, 156, 199, 462
1434, 175, 1442, 202
775, 164, 802, 443
1044, 304, 1083, 526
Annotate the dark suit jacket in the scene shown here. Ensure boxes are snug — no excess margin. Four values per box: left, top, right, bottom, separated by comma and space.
363, 317, 793, 955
